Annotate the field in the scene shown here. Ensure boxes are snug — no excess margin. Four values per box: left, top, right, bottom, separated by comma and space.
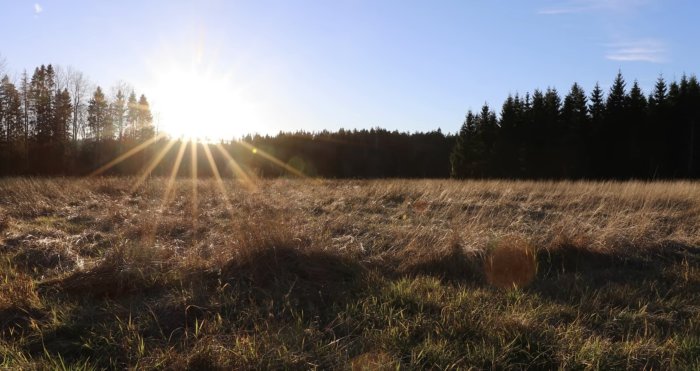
1, 177, 699, 369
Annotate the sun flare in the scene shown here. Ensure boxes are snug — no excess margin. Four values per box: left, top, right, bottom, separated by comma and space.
149, 60, 254, 141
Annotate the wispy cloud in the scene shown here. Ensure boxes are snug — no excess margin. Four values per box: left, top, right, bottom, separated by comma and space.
605, 39, 668, 63
538, 0, 649, 15
34, 3, 43, 14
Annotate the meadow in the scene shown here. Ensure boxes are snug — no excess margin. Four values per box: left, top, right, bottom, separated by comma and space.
1, 177, 699, 369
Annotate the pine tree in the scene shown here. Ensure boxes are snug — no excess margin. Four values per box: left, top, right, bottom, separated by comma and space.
586, 83, 605, 177
647, 76, 668, 177
686, 75, 700, 176
87, 87, 109, 141
589, 83, 605, 123
19, 71, 30, 148
649, 76, 667, 107
523, 89, 547, 177
450, 112, 472, 178
561, 83, 589, 177
53, 89, 72, 145
450, 111, 486, 178
31, 65, 56, 144
0, 76, 23, 144
126, 91, 139, 140
494, 95, 521, 177
112, 90, 127, 141
626, 81, 648, 177
135, 94, 154, 140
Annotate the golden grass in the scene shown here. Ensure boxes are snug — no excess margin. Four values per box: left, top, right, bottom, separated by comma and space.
0, 177, 698, 369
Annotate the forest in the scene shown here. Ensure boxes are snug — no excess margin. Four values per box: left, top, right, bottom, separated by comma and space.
1, 63, 699, 179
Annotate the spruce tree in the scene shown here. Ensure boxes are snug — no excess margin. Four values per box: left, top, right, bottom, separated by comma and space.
31, 65, 55, 144
686, 76, 700, 176
494, 95, 521, 177
126, 91, 139, 140
136, 94, 154, 140
647, 76, 668, 176
562, 83, 589, 177
3, 78, 23, 145
112, 90, 127, 141
87, 87, 109, 141
450, 112, 473, 178
602, 72, 628, 177
53, 88, 72, 145
626, 81, 648, 177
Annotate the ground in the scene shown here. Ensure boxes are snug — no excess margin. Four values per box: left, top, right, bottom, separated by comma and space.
1, 178, 699, 369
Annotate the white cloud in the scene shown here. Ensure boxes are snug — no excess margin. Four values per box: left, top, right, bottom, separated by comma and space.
605, 39, 668, 63
538, 0, 650, 15
34, 3, 43, 14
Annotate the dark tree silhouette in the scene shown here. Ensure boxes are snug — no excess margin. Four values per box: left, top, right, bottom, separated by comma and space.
0, 61, 698, 180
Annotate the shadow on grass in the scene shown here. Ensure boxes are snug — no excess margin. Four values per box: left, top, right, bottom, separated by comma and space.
30, 237, 367, 368
395, 244, 483, 283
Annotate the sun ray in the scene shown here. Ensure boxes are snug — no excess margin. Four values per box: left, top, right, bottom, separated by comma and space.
202, 143, 233, 212
237, 141, 307, 178
89, 133, 166, 176
160, 139, 188, 210
140, 140, 188, 251
190, 139, 199, 235
214, 143, 256, 189
130, 139, 179, 193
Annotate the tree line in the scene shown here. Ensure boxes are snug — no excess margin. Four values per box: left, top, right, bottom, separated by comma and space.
451, 72, 700, 179
0, 63, 155, 175
1, 61, 699, 179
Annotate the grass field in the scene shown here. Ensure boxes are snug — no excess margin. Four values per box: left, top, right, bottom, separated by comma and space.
1, 177, 699, 369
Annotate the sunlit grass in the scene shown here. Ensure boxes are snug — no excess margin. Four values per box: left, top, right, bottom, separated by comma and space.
0, 178, 698, 369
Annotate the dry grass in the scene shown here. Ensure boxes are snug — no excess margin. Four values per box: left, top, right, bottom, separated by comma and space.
0, 177, 699, 369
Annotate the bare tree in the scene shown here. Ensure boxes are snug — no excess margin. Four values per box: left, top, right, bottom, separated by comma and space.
0, 53, 6, 77
64, 67, 90, 142
53, 65, 69, 93
19, 70, 31, 148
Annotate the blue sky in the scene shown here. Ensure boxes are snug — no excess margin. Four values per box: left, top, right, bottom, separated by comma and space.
1, 0, 698, 138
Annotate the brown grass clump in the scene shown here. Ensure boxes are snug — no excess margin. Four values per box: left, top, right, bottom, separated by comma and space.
484, 235, 537, 289
0, 268, 44, 338
0, 207, 8, 232
41, 243, 172, 298
220, 219, 362, 311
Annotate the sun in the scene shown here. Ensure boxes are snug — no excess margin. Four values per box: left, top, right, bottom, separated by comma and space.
148, 60, 254, 141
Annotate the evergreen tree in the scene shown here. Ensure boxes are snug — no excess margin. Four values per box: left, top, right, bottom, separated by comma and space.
601, 72, 628, 177
626, 81, 648, 177
494, 95, 521, 177
126, 91, 139, 140
53, 88, 72, 145
543, 88, 563, 177
0, 77, 23, 144
524, 89, 547, 177
112, 90, 127, 141
647, 76, 667, 176
450, 111, 478, 178
30, 65, 56, 144
87, 87, 110, 141
135, 94, 154, 140
666, 81, 682, 176
686, 76, 700, 177
561, 83, 589, 177
19, 71, 31, 148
